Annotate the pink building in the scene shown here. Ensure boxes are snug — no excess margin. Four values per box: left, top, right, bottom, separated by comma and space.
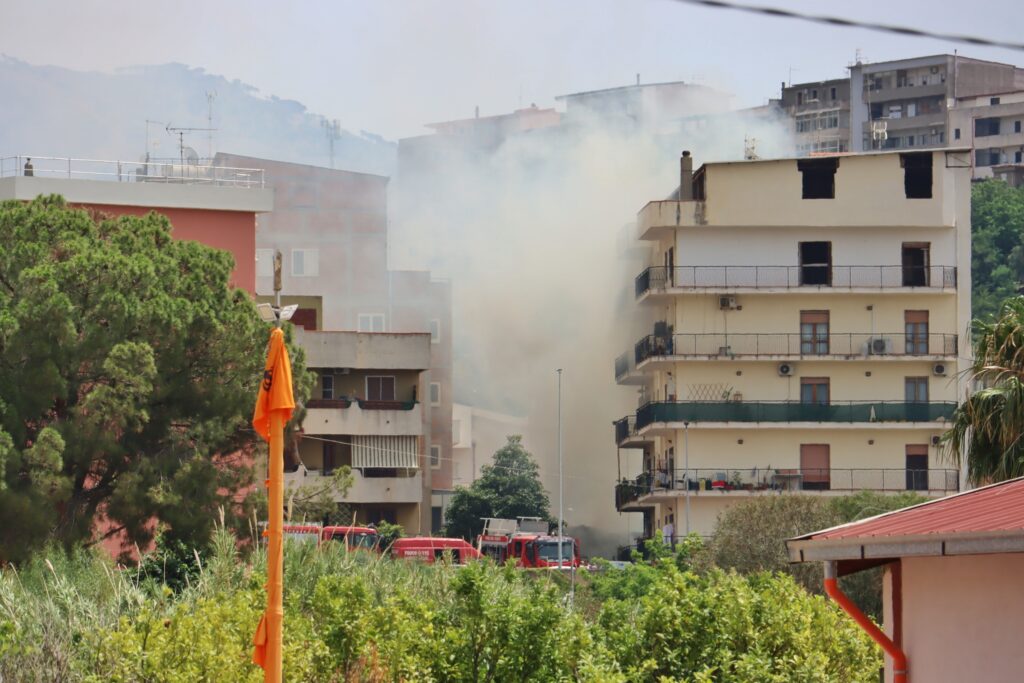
788, 477, 1024, 683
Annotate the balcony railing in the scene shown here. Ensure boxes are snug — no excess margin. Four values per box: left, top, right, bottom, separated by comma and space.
615, 466, 958, 508
1, 155, 265, 188
356, 399, 417, 410
306, 398, 354, 409
635, 332, 957, 363
635, 265, 956, 296
614, 415, 638, 445
634, 400, 957, 429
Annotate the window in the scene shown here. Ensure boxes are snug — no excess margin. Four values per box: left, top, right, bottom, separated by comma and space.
991, 97, 1001, 105
830, 87, 837, 100
800, 377, 830, 405
797, 158, 838, 199
902, 243, 930, 286
290, 307, 318, 330
800, 444, 831, 490
901, 153, 933, 199
431, 506, 443, 532
357, 313, 386, 332
430, 445, 441, 468
291, 248, 319, 277
800, 311, 830, 355
322, 442, 336, 474
429, 319, 441, 344
797, 91, 803, 105
976, 149, 1001, 167
1017, 151, 1023, 164
905, 310, 929, 354
954, 127, 961, 140
1016, 120, 1022, 134
906, 445, 929, 491
975, 117, 1000, 137
366, 376, 396, 401
905, 377, 929, 402
799, 241, 832, 286
811, 89, 818, 100
429, 382, 441, 406
321, 374, 334, 400
256, 248, 275, 278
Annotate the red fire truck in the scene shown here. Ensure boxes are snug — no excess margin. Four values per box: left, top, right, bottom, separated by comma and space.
477, 517, 581, 569
391, 537, 481, 564
281, 524, 380, 551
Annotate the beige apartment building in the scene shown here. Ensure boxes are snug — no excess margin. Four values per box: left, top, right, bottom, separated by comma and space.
615, 148, 972, 542
286, 328, 433, 533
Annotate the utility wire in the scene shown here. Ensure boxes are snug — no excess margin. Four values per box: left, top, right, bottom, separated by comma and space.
670, 0, 1024, 53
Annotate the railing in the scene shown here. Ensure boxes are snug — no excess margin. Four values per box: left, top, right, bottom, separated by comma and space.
355, 399, 417, 410
616, 466, 958, 501
614, 415, 638, 445
635, 332, 957, 363
0, 155, 265, 188
635, 265, 957, 296
635, 400, 957, 429
306, 398, 353, 409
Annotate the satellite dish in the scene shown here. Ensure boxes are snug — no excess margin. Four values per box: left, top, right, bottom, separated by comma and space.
182, 146, 200, 165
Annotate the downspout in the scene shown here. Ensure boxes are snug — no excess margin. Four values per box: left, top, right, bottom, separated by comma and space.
823, 561, 907, 683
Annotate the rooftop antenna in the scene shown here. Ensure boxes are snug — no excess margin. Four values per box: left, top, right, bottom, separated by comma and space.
165, 124, 216, 168
206, 91, 217, 159
321, 119, 340, 169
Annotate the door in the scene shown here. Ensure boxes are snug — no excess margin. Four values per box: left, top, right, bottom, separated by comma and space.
800, 377, 830, 421
905, 311, 929, 354
800, 311, 830, 355
902, 243, 930, 286
800, 444, 831, 490
906, 445, 929, 491
799, 242, 832, 286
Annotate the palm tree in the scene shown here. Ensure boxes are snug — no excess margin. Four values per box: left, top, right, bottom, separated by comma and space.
943, 297, 1024, 485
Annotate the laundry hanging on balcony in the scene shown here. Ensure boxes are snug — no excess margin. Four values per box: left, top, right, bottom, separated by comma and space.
352, 435, 418, 469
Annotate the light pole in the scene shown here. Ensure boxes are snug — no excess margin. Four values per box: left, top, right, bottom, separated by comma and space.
684, 421, 691, 536
557, 368, 563, 570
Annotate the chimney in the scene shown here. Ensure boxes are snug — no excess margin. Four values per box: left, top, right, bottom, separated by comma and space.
679, 150, 694, 201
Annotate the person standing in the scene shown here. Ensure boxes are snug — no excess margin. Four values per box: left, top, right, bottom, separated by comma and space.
23, 158, 33, 176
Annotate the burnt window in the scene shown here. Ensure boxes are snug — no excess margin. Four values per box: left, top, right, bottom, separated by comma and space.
975, 117, 1000, 137
901, 153, 933, 199
799, 241, 832, 286
902, 244, 930, 286
797, 158, 838, 199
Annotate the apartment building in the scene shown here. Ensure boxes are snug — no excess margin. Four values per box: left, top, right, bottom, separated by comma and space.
781, 78, 851, 155
614, 148, 972, 540
948, 90, 1024, 184
214, 153, 455, 532
849, 54, 1024, 154
286, 329, 433, 532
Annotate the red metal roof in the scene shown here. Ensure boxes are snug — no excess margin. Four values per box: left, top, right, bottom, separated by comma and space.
803, 477, 1024, 541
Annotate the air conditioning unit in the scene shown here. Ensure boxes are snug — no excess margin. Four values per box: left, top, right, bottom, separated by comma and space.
719, 295, 738, 310
868, 337, 893, 355
933, 363, 948, 376
778, 363, 796, 377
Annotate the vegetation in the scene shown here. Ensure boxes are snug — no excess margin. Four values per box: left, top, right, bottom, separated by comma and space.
971, 180, 1024, 322
0, 196, 312, 562
444, 436, 552, 540
0, 525, 882, 682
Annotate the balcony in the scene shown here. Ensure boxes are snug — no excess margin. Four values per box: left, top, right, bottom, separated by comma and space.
636, 200, 705, 240
614, 415, 654, 448
614, 351, 646, 384
634, 332, 957, 364
863, 82, 947, 102
303, 400, 422, 436
285, 465, 422, 504
633, 400, 957, 431
635, 265, 956, 298
616, 466, 958, 508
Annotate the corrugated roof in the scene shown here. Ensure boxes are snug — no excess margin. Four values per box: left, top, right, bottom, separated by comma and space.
800, 477, 1024, 542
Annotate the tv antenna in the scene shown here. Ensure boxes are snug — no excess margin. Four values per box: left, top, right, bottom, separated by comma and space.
206, 91, 217, 159
322, 118, 340, 169
166, 124, 216, 167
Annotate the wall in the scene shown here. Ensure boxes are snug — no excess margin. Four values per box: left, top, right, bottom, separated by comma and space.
887, 553, 1024, 683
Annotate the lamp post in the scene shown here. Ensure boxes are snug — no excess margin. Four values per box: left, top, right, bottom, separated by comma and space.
557, 368, 563, 571
684, 421, 690, 536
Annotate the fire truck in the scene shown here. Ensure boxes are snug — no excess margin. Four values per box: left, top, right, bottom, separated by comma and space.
281, 523, 380, 551
476, 517, 581, 569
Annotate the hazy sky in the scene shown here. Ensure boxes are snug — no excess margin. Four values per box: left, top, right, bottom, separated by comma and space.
2, 0, 1021, 139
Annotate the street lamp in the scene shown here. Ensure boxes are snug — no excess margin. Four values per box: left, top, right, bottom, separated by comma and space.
256, 302, 297, 326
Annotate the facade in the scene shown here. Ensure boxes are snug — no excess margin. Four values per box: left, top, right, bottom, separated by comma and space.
555, 79, 733, 129
948, 90, 1024, 182
286, 329, 433, 533
614, 148, 972, 541
849, 54, 1024, 154
781, 79, 851, 155
213, 153, 455, 532
788, 477, 1024, 683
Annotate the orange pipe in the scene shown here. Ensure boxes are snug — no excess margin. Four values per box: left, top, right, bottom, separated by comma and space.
824, 561, 907, 683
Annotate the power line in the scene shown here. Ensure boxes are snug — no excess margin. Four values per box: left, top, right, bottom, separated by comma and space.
670, 0, 1024, 53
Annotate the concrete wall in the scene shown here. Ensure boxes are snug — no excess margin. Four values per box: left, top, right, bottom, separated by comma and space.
886, 554, 1024, 683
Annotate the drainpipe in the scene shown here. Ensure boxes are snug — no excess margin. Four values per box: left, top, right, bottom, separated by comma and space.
824, 561, 907, 683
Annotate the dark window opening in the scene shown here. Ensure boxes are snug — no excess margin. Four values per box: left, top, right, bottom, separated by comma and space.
811, 89, 818, 100
830, 87, 837, 100
954, 127, 961, 140
692, 168, 706, 201
976, 149, 1001, 167
976, 117, 1000, 137
902, 244, 930, 286
1016, 151, 1023, 164
799, 241, 832, 285
901, 152, 933, 199
321, 374, 334, 400
1015, 120, 1021, 134
797, 92, 803, 105
906, 447, 929, 491
991, 97, 1001, 106
871, 103, 884, 119
797, 158, 838, 199
366, 375, 396, 401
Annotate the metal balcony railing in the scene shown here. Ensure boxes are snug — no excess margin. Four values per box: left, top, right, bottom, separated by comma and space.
635, 265, 957, 296
614, 352, 632, 380
634, 400, 957, 429
0, 155, 265, 188
614, 415, 638, 445
634, 332, 957, 363
615, 466, 958, 506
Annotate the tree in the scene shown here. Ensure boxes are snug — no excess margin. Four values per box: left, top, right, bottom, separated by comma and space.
943, 296, 1024, 484
443, 436, 551, 540
971, 180, 1024, 321
0, 196, 312, 562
